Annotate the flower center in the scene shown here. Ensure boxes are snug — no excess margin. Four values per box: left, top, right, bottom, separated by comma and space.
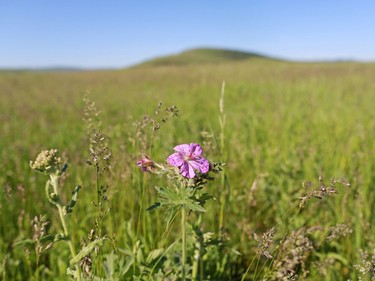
184, 153, 194, 161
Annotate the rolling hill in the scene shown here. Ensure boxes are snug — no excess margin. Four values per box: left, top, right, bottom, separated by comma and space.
137, 48, 277, 67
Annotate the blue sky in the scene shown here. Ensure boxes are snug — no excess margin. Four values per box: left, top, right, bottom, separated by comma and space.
1, 1, 375, 68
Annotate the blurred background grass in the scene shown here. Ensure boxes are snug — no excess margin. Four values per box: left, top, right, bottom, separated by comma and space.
0, 54, 374, 279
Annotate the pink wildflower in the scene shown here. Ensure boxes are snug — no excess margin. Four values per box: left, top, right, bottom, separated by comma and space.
137, 156, 155, 172
167, 143, 210, 178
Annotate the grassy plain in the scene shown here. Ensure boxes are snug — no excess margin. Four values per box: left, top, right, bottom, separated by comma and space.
0, 53, 374, 280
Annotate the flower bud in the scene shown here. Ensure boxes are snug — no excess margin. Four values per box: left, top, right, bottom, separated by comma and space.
136, 156, 155, 172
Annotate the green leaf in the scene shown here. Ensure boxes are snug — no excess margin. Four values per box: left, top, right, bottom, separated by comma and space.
146, 202, 161, 212
121, 256, 134, 276
326, 252, 349, 266
146, 248, 164, 263
154, 185, 208, 213
185, 201, 206, 212
39, 233, 68, 243
231, 248, 242, 256
45, 180, 60, 206
156, 186, 182, 204
13, 234, 68, 247
103, 251, 117, 280
13, 239, 35, 247
70, 238, 104, 266
64, 185, 81, 214
165, 206, 179, 229
58, 163, 68, 175
196, 193, 215, 202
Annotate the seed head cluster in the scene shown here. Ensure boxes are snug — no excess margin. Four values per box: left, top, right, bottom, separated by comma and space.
272, 227, 315, 280
87, 130, 112, 175
299, 176, 350, 209
83, 94, 101, 134
32, 215, 53, 255
30, 149, 62, 174
354, 248, 375, 280
254, 226, 275, 259
326, 223, 352, 242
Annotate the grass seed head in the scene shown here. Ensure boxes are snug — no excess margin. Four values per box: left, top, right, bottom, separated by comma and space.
326, 223, 352, 242
299, 176, 350, 209
32, 215, 53, 255
254, 226, 275, 259
272, 227, 315, 280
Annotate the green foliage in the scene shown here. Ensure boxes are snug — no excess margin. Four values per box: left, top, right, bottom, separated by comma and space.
70, 238, 105, 266
152, 186, 206, 213
64, 185, 81, 215
0, 58, 374, 280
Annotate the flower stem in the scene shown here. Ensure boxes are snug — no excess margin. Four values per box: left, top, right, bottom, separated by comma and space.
181, 206, 187, 281
192, 256, 198, 281
218, 81, 226, 239
50, 175, 81, 281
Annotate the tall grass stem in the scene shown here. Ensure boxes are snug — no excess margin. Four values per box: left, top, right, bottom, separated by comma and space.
218, 81, 226, 239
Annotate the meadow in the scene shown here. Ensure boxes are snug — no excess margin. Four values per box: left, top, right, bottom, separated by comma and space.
0, 53, 374, 280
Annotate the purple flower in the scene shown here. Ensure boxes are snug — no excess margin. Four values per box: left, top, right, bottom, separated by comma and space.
167, 143, 210, 178
137, 156, 155, 172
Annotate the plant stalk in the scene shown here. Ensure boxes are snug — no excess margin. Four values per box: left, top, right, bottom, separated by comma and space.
50, 175, 81, 281
181, 206, 187, 281
192, 254, 198, 281
240, 254, 257, 281
218, 81, 226, 239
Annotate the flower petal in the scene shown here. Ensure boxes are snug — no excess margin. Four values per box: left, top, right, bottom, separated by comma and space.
167, 152, 184, 167
180, 162, 195, 178
173, 144, 190, 156
189, 143, 203, 157
187, 163, 196, 178
136, 156, 155, 172
189, 158, 210, 174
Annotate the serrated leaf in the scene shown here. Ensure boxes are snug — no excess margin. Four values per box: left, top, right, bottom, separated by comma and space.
185, 201, 206, 212
154, 185, 208, 219
196, 193, 215, 202
157, 186, 180, 202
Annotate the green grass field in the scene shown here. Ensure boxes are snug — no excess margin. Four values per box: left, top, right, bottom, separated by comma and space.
1, 50, 374, 280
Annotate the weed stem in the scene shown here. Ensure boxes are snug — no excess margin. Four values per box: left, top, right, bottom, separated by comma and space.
50, 175, 81, 281
181, 206, 187, 281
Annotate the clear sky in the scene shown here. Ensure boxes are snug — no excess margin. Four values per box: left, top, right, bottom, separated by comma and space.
1, 1, 375, 68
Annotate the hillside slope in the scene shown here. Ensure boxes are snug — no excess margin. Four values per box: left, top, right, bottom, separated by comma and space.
138, 48, 275, 66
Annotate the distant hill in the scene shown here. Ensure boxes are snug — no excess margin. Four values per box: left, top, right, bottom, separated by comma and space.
0, 67, 86, 72
138, 48, 277, 67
